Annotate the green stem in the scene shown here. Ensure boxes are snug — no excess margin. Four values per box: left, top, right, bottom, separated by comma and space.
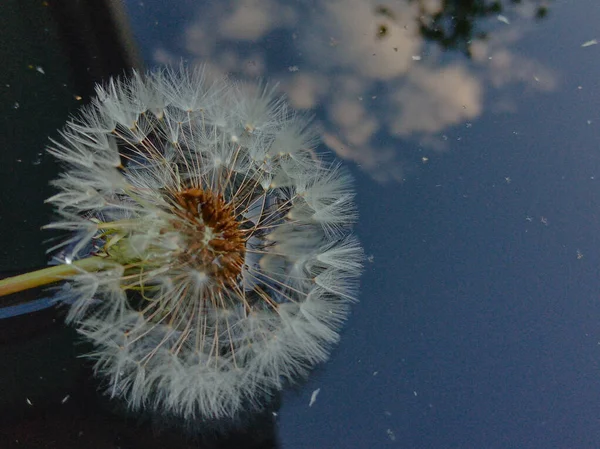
0, 256, 112, 297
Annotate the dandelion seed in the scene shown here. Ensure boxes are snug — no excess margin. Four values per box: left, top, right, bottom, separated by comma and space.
0, 66, 362, 422
309, 388, 321, 407
497, 15, 510, 25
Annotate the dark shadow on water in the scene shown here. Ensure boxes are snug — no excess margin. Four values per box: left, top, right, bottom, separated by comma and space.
0, 306, 281, 449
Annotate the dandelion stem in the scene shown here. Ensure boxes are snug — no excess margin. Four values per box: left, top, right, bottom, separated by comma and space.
0, 256, 111, 297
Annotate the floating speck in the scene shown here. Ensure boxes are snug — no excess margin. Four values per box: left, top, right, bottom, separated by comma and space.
386, 429, 396, 441
61, 394, 70, 404
497, 15, 510, 24
36, 66, 45, 75
26, 398, 33, 406
581, 39, 598, 47
288, 66, 299, 72
309, 388, 321, 407
411, 55, 421, 61
13, 102, 19, 109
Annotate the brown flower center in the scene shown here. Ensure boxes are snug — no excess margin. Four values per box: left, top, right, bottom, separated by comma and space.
172, 187, 246, 286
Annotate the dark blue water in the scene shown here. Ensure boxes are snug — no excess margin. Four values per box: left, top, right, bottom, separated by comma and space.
3, 1, 600, 448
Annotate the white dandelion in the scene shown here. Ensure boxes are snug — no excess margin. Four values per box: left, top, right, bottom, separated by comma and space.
0, 66, 363, 421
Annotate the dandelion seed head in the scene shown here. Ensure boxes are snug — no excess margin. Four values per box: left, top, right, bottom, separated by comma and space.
46, 66, 363, 421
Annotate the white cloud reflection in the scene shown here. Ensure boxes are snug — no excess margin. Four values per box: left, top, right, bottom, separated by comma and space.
301, 0, 422, 80
145, 0, 557, 183
218, 0, 297, 40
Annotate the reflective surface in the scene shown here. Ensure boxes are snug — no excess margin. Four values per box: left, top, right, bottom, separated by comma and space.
3, 0, 600, 447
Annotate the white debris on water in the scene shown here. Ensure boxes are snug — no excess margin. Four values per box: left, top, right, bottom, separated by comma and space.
309, 388, 321, 407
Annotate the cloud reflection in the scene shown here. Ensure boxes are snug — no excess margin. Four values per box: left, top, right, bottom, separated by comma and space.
144, 0, 556, 183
